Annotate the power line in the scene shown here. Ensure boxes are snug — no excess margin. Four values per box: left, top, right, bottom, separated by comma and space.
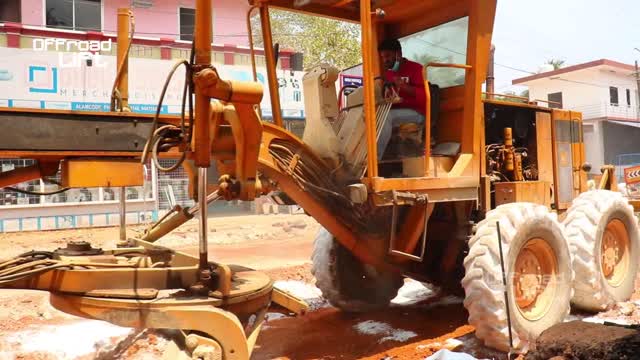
414, 37, 535, 75
413, 37, 635, 90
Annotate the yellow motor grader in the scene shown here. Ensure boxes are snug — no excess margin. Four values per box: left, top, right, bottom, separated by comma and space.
0, 0, 637, 357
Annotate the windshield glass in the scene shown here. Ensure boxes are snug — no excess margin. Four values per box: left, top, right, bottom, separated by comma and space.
399, 16, 469, 88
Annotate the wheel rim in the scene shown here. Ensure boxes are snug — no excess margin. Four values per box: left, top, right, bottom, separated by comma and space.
601, 218, 630, 287
513, 238, 558, 321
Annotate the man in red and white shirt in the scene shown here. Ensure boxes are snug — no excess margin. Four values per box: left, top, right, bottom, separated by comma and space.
377, 38, 427, 160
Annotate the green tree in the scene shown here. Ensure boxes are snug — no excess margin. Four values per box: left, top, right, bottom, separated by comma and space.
250, 9, 361, 70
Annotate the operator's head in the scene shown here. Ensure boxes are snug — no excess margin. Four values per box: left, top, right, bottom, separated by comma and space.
378, 39, 402, 71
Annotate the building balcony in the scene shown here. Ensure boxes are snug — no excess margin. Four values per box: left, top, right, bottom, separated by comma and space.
572, 102, 640, 121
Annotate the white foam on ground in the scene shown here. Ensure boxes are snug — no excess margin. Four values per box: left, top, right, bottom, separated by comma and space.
354, 320, 393, 335
443, 338, 464, 349
274, 280, 328, 310
391, 280, 437, 306
353, 320, 417, 344
414, 339, 464, 353
564, 314, 583, 322
582, 316, 632, 326
4, 320, 133, 359
380, 329, 418, 343
581, 316, 605, 324
417, 343, 440, 350
426, 349, 478, 360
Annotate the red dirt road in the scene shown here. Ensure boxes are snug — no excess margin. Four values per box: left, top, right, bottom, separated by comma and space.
0, 214, 637, 359
0, 214, 501, 359
255, 303, 475, 360
257, 264, 505, 360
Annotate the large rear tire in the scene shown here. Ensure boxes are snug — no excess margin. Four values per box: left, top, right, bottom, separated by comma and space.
311, 227, 403, 312
462, 203, 573, 352
563, 190, 640, 311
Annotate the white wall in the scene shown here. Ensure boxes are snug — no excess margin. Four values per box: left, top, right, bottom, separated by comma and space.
0, 46, 305, 116
583, 121, 605, 173
527, 68, 602, 109
525, 66, 638, 120
522, 64, 639, 175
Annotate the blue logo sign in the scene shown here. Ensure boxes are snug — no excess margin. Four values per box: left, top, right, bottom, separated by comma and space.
0, 69, 12, 81
71, 102, 110, 111
28, 66, 58, 94
342, 75, 363, 87
129, 104, 168, 114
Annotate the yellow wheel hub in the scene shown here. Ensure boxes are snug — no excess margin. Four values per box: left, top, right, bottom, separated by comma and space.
601, 219, 630, 287
514, 238, 558, 320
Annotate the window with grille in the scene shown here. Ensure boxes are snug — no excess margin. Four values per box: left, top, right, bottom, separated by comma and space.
46, 0, 101, 31
548, 92, 563, 109
179, 8, 195, 41
156, 159, 193, 209
0, 1, 21, 22
0, 160, 40, 206
132, 45, 153, 58
234, 54, 250, 65
610, 86, 619, 106
213, 52, 225, 64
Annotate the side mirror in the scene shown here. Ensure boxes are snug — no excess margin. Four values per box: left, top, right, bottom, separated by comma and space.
581, 162, 592, 173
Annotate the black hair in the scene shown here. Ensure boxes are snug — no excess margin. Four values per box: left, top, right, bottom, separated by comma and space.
378, 39, 401, 52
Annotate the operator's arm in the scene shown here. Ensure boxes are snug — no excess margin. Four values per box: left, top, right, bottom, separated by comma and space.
394, 63, 426, 111
394, 77, 417, 97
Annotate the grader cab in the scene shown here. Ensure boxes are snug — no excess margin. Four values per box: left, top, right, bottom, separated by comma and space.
248, 0, 639, 353
0, 0, 637, 357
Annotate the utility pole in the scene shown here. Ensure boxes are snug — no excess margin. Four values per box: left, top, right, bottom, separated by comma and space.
486, 44, 496, 99
635, 60, 640, 119
634, 49, 640, 119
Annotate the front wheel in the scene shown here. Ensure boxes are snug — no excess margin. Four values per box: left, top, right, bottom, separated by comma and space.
462, 203, 574, 352
311, 227, 403, 312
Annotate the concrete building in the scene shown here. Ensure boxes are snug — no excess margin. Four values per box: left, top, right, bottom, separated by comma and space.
0, 0, 305, 231
513, 59, 640, 178
0, 0, 305, 115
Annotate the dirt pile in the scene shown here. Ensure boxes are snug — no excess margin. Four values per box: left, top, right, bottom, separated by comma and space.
525, 321, 640, 360
154, 214, 319, 248
264, 264, 315, 283
588, 300, 640, 325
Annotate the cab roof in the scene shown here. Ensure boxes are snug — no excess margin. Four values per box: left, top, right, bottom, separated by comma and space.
249, 0, 468, 37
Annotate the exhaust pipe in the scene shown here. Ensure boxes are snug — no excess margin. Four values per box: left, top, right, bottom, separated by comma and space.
486, 44, 495, 99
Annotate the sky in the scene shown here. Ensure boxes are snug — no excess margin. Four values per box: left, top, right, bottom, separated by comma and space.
492, 0, 640, 93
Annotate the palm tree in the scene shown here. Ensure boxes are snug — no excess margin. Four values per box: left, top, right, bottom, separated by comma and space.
546, 59, 566, 70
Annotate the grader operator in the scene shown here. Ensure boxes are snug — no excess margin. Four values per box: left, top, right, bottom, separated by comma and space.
0, 0, 638, 358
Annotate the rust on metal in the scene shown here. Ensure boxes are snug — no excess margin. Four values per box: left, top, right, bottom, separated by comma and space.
513, 238, 558, 321
601, 219, 630, 287
272, 288, 310, 315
